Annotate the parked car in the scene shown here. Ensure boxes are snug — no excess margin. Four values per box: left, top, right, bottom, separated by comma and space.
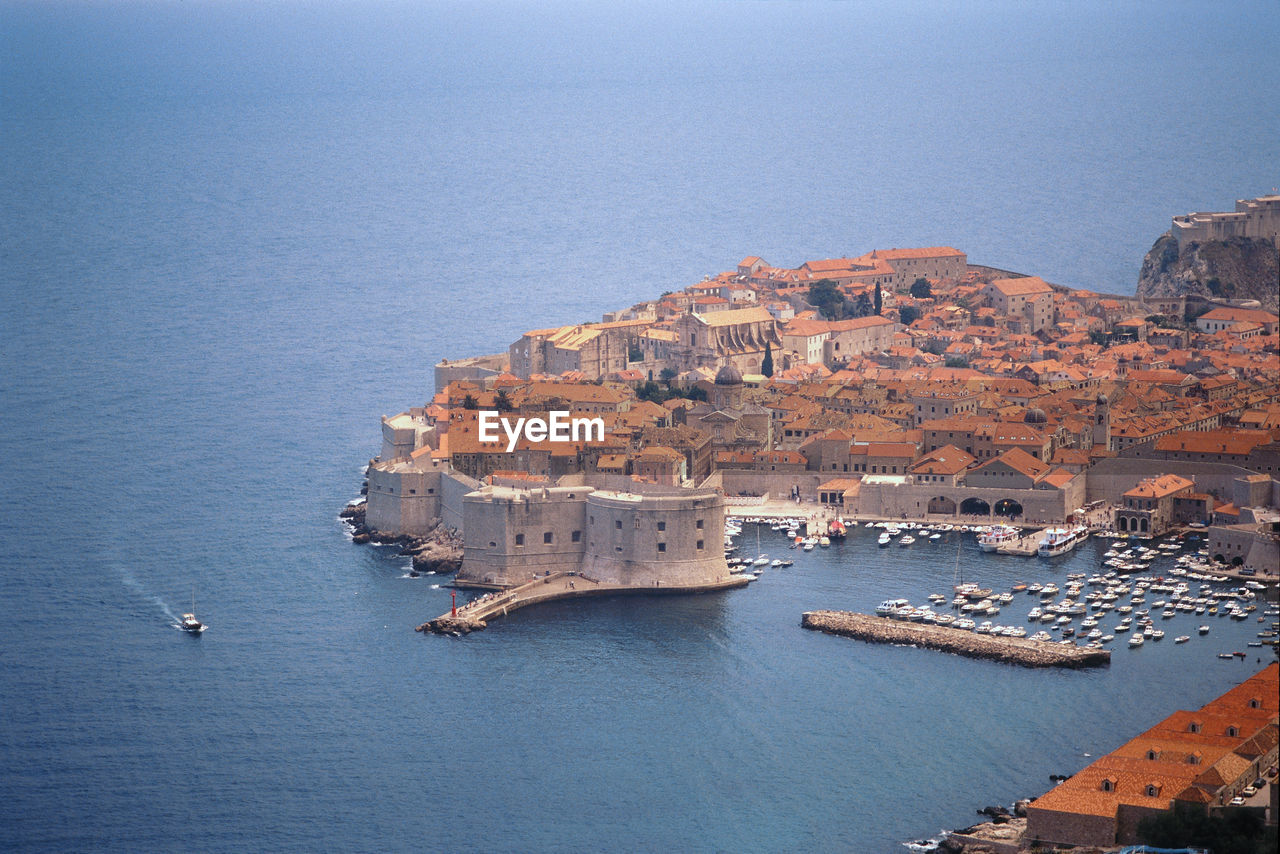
1229, 796, 1246, 806
1241, 785, 1258, 797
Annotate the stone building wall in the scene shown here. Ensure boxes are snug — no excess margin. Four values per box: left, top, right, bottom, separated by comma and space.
455, 484, 732, 589
581, 491, 730, 586
1024, 806, 1115, 848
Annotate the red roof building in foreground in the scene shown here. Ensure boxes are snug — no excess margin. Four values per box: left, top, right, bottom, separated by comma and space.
1026, 663, 1278, 848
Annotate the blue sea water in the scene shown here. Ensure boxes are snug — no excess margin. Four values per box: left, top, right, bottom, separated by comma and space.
2, 1, 1278, 850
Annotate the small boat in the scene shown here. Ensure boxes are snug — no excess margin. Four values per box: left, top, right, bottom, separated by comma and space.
1174, 635, 1190, 644
1198, 625, 1210, 635
180, 591, 205, 634
898, 535, 915, 547
1128, 635, 1144, 647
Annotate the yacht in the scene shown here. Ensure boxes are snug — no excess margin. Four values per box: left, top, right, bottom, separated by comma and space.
1037, 525, 1089, 557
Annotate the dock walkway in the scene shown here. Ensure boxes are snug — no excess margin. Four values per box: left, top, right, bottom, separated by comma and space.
418, 571, 751, 634
802, 610, 1111, 668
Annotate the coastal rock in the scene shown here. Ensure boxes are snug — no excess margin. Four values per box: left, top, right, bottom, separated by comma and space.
1137, 232, 1279, 313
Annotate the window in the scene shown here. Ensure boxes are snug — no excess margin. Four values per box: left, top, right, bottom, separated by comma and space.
696, 540, 704, 550
1248, 698, 1261, 709
1147, 750, 1159, 760
571, 530, 581, 543
615, 520, 622, 529
1226, 726, 1238, 737
657, 521, 666, 532
1145, 785, 1160, 797
409, 489, 416, 495
544, 532, 553, 544
657, 543, 666, 553
696, 520, 704, 529
515, 534, 524, 546
1100, 779, 1114, 792
1188, 722, 1201, 733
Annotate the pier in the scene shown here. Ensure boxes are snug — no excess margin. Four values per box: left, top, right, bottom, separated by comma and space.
995, 528, 1047, 556
418, 571, 751, 634
801, 610, 1111, 668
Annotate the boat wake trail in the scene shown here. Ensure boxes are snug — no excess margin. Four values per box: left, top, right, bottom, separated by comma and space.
117, 567, 180, 623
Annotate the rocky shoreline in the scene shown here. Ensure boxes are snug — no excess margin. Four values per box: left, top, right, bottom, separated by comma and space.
339, 502, 464, 575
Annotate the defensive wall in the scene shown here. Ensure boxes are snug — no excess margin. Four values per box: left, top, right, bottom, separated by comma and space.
699, 470, 832, 501
850, 475, 1085, 523
455, 484, 731, 588
1086, 457, 1275, 508
364, 461, 480, 536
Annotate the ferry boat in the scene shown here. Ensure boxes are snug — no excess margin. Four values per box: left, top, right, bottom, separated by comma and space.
977, 524, 1020, 552
1037, 525, 1089, 557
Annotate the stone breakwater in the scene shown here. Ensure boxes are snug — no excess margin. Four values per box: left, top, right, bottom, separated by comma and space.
801, 611, 1111, 668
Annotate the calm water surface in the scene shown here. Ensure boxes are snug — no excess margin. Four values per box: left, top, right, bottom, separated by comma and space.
2, 1, 1278, 850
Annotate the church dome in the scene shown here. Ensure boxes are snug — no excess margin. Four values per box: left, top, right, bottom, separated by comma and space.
714, 364, 743, 385
1096, 392, 1108, 405
1024, 408, 1047, 424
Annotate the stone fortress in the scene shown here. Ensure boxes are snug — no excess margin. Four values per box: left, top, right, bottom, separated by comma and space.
1171, 193, 1280, 249
457, 484, 732, 589
365, 406, 736, 594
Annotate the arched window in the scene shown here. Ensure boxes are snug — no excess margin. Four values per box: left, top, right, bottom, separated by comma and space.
1100, 779, 1114, 792
1188, 721, 1201, 733
1146, 784, 1161, 797
1226, 726, 1238, 737
1139, 518, 1149, 532
1118, 517, 1128, 531
1248, 698, 1261, 709
1146, 749, 1160, 760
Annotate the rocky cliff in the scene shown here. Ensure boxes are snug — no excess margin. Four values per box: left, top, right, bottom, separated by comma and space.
1137, 233, 1279, 313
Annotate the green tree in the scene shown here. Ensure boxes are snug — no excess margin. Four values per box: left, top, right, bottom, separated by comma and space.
808, 279, 844, 319
1089, 330, 1110, 346
851, 292, 872, 318
899, 305, 921, 326
1137, 800, 1272, 854
761, 343, 774, 377
659, 367, 678, 387
944, 355, 969, 368
874, 282, 883, 315
493, 390, 514, 412
909, 278, 933, 299
461, 394, 479, 410
628, 343, 642, 362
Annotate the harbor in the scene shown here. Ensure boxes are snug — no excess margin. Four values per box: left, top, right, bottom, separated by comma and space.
801, 610, 1112, 668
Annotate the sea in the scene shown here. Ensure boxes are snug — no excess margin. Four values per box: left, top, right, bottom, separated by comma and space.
1, 1, 1278, 850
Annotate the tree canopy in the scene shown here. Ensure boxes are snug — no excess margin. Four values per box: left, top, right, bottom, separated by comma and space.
909, 278, 933, 299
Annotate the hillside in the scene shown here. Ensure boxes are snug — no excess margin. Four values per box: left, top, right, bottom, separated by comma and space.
1137, 233, 1278, 313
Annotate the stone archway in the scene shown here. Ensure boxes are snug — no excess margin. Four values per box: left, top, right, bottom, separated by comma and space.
960, 497, 990, 516
994, 498, 1023, 518
1118, 516, 1128, 532
927, 496, 957, 515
